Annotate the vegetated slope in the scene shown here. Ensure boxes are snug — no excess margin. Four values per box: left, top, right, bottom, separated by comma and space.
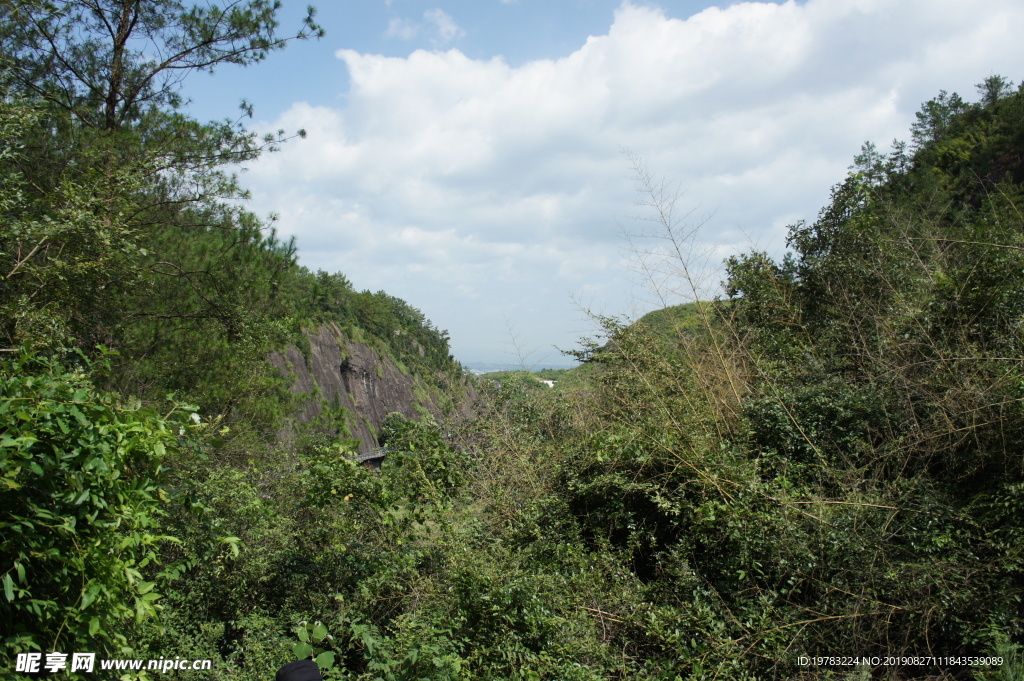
278, 77, 1018, 679
539, 77, 1024, 678
0, 91, 474, 669
142, 77, 1020, 681
634, 301, 707, 339
0, 2, 473, 669
4, 23, 1023, 678
417, 78, 1024, 680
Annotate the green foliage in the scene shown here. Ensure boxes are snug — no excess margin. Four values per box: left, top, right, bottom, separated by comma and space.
0, 99, 147, 351
1, 0, 322, 131
109, 212, 299, 432
634, 301, 710, 343
0, 350, 182, 658
713, 77, 1024, 672
0, 0, 330, 439
379, 413, 467, 507
411, 78, 1024, 679
9, 7, 1022, 678
1, 2, 470, 678
293, 620, 336, 672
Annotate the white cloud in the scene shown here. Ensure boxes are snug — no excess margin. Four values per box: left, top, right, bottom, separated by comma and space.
245, 0, 1024, 364
385, 17, 418, 41
385, 8, 465, 46
424, 9, 465, 45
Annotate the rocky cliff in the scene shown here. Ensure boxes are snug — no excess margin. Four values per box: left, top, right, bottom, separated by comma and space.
269, 322, 477, 453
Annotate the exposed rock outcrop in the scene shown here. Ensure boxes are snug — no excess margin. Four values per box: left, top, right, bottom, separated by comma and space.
269, 323, 477, 453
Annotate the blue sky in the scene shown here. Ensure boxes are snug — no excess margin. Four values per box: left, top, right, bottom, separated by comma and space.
184, 1, 706, 120
180, 0, 1024, 368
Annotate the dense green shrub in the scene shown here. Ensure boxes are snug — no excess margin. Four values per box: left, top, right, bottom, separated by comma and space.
1, 351, 182, 659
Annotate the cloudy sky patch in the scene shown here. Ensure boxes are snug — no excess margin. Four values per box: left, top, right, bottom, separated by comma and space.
184, 0, 1024, 366
385, 8, 465, 46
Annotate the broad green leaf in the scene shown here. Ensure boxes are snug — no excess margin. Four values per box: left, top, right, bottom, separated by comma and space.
81, 584, 101, 609
313, 651, 335, 670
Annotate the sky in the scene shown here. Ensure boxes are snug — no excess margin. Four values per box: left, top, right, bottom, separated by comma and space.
180, 0, 1024, 369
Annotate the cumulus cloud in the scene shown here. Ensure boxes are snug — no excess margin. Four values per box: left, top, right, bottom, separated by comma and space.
245, 0, 1024, 364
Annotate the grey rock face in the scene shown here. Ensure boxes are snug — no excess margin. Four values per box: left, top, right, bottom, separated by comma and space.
269, 323, 477, 453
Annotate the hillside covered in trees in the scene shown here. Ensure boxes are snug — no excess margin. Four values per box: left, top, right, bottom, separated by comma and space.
3, 2, 1024, 679
0, 2, 468, 676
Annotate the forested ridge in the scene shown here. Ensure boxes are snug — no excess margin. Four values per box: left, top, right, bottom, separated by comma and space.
3, 2, 1024, 679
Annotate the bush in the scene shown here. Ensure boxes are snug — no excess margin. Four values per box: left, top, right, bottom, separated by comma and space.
1, 350, 181, 659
